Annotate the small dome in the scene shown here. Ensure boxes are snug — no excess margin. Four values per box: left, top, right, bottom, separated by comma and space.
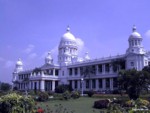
84, 52, 90, 61
61, 26, 76, 42
16, 58, 23, 66
45, 52, 53, 60
129, 25, 142, 39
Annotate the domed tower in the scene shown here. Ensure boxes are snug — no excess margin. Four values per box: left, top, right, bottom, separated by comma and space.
58, 26, 78, 66
84, 52, 90, 61
13, 58, 23, 82
15, 58, 23, 72
126, 26, 147, 71
126, 25, 146, 54
45, 52, 53, 65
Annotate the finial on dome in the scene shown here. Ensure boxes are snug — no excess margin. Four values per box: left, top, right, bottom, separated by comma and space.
66, 25, 70, 32
48, 52, 51, 55
18, 58, 21, 61
132, 25, 136, 32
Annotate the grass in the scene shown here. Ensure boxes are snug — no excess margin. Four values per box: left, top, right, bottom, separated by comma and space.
35, 97, 106, 113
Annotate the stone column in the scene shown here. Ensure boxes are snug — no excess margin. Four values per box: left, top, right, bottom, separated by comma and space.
102, 64, 105, 74
77, 80, 80, 90
53, 69, 55, 76
52, 80, 55, 91
41, 71, 44, 77
102, 78, 106, 90
110, 78, 113, 90
89, 79, 92, 90
36, 81, 39, 90
72, 80, 75, 90
40, 80, 45, 91
72, 68, 75, 76
96, 65, 99, 75
96, 79, 99, 91
78, 68, 80, 76
109, 64, 113, 74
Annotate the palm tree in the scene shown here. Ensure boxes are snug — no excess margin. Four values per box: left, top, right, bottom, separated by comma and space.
80, 65, 96, 90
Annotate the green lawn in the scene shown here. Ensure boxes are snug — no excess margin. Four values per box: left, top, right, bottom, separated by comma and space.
35, 97, 106, 113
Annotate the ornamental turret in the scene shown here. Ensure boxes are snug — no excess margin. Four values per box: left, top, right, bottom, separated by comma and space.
15, 58, 23, 72
13, 58, 23, 82
58, 26, 78, 66
45, 52, 53, 65
126, 25, 146, 54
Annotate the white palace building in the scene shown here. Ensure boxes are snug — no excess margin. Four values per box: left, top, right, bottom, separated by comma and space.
12, 26, 150, 92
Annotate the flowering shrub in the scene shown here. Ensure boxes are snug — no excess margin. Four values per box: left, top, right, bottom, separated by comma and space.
55, 84, 72, 93
71, 91, 80, 99
135, 98, 149, 108
37, 107, 44, 113
93, 99, 110, 109
63, 91, 71, 100
0, 93, 35, 113
87, 90, 95, 97
36, 91, 49, 102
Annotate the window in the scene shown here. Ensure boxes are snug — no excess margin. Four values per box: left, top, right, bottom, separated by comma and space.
69, 68, 72, 75
98, 65, 102, 73
131, 62, 134, 66
62, 71, 64, 76
75, 68, 78, 75
92, 79, 96, 88
106, 78, 110, 88
99, 79, 102, 88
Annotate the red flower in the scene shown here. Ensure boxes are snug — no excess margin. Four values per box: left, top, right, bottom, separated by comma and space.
37, 108, 44, 113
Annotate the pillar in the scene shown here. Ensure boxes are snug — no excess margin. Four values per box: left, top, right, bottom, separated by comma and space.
72, 68, 75, 76
109, 64, 113, 74
77, 80, 80, 90
52, 80, 55, 91
72, 80, 75, 90
78, 67, 80, 76
53, 69, 55, 76
102, 78, 106, 90
96, 79, 99, 91
102, 64, 105, 74
110, 78, 113, 90
40, 80, 45, 91
96, 65, 99, 75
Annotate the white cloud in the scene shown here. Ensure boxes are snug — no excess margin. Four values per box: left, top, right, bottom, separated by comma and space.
24, 44, 35, 54
76, 38, 89, 56
4, 61, 14, 68
28, 53, 37, 59
40, 46, 58, 63
76, 38, 84, 52
145, 30, 150, 39
0, 57, 5, 62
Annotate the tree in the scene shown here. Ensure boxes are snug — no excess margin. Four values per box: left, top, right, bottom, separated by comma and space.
142, 65, 150, 73
111, 59, 126, 72
118, 69, 150, 100
80, 65, 96, 90
0, 82, 12, 92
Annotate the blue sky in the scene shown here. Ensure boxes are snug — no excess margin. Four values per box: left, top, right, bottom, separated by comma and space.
0, 0, 150, 83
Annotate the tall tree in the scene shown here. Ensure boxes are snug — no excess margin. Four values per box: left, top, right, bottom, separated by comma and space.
80, 65, 96, 90
118, 69, 150, 100
0, 82, 12, 92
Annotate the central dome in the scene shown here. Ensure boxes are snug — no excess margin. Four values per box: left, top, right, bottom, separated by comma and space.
129, 26, 142, 39
16, 58, 23, 66
61, 27, 76, 42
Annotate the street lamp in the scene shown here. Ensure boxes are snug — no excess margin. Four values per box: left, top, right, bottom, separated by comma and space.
81, 78, 84, 96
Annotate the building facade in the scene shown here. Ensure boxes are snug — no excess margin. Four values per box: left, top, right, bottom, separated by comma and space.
12, 26, 150, 92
